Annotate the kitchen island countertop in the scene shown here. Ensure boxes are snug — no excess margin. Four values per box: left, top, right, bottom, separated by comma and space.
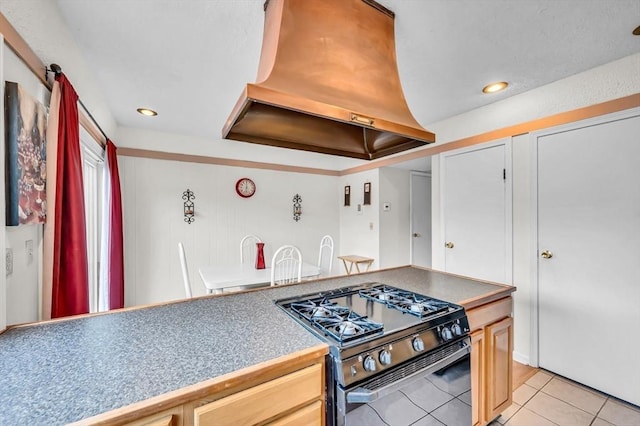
0, 266, 514, 424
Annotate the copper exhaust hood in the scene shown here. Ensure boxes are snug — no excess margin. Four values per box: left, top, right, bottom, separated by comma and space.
222, 0, 435, 160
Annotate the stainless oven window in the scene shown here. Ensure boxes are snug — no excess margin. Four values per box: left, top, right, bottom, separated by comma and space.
339, 342, 471, 426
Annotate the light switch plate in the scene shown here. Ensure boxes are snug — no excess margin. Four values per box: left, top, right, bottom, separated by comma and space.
6, 248, 13, 275
26, 239, 33, 263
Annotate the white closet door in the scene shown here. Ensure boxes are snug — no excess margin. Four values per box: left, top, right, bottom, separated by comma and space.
537, 113, 640, 406
442, 142, 510, 283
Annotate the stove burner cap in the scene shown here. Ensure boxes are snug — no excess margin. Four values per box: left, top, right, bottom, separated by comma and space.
338, 321, 358, 336
312, 307, 332, 318
410, 303, 423, 313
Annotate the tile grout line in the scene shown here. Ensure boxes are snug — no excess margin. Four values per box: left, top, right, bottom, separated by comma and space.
520, 385, 561, 426
524, 386, 606, 425
589, 396, 610, 426
538, 385, 607, 419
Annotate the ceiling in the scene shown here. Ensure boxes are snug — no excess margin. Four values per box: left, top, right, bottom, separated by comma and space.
52, 0, 639, 171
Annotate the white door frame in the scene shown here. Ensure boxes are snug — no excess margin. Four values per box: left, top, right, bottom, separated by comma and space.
438, 138, 513, 284
409, 171, 431, 266
528, 107, 640, 367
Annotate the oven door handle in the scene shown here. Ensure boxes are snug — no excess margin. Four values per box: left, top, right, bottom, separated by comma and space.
346, 339, 471, 404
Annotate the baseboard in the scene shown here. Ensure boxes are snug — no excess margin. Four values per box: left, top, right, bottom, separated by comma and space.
513, 351, 530, 365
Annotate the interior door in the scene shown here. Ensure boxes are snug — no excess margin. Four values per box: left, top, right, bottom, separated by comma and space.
442, 142, 510, 283
410, 172, 431, 268
537, 113, 640, 406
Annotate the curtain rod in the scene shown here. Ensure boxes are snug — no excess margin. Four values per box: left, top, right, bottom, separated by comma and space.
47, 63, 109, 143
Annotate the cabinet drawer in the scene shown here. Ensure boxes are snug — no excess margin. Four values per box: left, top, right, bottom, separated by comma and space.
124, 406, 183, 426
267, 400, 323, 426
194, 363, 323, 426
467, 297, 512, 332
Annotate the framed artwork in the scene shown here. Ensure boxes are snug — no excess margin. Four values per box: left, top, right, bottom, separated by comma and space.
5, 81, 47, 225
344, 185, 350, 206
363, 182, 371, 205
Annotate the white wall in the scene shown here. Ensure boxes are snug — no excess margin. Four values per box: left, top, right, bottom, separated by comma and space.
426, 53, 640, 145
115, 127, 365, 172
379, 167, 411, 268
429, 52, 640, 364
119, 155, 340, 305
511, 133, 531, 364
2, 43, 48, 325
0, 0, 117, 137
1, 0, 117, 327
338, 169, 380, 271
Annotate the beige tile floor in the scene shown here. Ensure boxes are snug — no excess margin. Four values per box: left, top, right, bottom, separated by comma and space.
490, 370, 640, 426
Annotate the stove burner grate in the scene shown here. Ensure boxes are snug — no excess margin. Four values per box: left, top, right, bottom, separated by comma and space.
358, 285, 451, 318
289, 298, 383, 342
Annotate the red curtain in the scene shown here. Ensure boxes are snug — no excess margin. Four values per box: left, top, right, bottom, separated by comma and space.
106, 140, 124, 309
51, 74, 89, 318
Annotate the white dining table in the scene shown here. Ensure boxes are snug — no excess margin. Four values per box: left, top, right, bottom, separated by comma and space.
198, 263, 321, 294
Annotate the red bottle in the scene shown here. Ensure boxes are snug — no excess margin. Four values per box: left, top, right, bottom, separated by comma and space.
255, 242, 266, 269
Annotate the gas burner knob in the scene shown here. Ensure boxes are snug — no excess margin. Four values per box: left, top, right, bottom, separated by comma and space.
350, 365, 358, 377
379, 349, 392, 366
363, 355, 377, 372
441, 326, 453, 341
412, 337, 425, 352
451, 323, 462, 336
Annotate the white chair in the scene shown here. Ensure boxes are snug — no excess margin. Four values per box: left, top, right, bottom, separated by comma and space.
177, 242, 193, 298
270, 245, 302, 286
317, 235, 334, 277
240, 234, 263, 264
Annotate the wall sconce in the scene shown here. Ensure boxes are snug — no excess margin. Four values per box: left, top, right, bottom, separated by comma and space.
293, 194, 302, 221
183, 189, 195, 224
363, 182, 371, 205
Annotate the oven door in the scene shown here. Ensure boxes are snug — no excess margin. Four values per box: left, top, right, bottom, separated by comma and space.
336, 338, 471, 426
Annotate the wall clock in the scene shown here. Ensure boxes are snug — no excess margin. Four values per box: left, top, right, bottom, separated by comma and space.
235, 178, 256, 198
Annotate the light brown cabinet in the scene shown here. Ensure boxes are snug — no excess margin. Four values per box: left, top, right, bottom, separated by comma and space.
486, 316, 514, 420
190, 363, 323, 426
470, 329, 485, 426
70, 345, 327, 426
467, 296, 513, 426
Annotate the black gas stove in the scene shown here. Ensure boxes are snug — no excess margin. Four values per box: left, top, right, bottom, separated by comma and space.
276, 282, 472, 425
276, 283, 470, 381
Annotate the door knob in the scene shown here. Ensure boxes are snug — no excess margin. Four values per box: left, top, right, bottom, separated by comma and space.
413, 233, 421, 238
445, 242, 454, 249
541, 250, 553, 259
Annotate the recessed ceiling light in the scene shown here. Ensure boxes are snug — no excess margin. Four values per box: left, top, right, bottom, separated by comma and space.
482, 81, 509, 94
633, 25, 640, 36
136, 108, 158, 117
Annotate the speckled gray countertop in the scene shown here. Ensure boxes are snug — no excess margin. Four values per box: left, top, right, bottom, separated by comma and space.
0, 266, 513, 425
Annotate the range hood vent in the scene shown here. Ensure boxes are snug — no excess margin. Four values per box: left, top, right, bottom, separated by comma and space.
222, 0, 435, 160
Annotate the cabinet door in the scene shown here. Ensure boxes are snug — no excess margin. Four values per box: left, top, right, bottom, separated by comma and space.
470, 330, 485, 426
485, 317, 513, 421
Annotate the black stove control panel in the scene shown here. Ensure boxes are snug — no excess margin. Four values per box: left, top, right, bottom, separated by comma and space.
335, 317, 470, 386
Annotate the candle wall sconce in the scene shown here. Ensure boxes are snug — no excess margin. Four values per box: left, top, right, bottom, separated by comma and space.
293, 194, 302, 221
183, 189, 195, 224
344, 185, 351, 206
363, 182, 372, 205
